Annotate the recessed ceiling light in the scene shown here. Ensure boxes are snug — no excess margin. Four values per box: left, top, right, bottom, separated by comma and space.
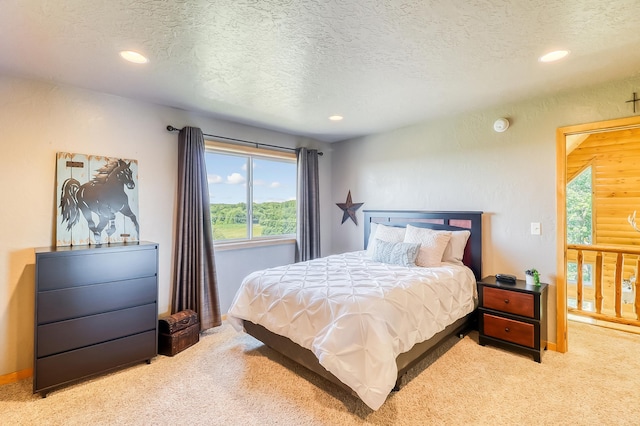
329, 115, 343, 121
119, 50, 149, 64
538, 50, 570, 63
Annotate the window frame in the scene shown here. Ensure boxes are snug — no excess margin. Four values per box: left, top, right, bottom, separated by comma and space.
205, 140, 297, 250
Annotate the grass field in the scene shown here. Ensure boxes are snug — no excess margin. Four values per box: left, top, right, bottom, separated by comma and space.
213, 224, 264, 240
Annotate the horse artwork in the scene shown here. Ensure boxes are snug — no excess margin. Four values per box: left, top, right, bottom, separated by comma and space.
56, 152, 140, 246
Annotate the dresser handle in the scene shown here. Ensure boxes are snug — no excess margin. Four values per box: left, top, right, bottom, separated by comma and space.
505, 327, 510, 332
504, 299, 510, 304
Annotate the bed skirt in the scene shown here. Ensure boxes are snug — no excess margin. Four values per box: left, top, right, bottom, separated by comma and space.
243, 311, 475, 394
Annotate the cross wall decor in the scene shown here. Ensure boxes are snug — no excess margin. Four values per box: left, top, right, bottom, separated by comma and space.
626, 92, 640, 113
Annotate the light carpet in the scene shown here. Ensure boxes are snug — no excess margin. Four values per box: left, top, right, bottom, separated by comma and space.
2, 320, 639, 425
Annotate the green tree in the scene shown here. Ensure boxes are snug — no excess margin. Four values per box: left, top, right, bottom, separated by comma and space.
566, 166, 592, 245
255, 200, 296, 235
210, 200, 296, 240
566, 166, 592, 282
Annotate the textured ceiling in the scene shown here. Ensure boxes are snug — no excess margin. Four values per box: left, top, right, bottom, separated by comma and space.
2, 0, 640, 142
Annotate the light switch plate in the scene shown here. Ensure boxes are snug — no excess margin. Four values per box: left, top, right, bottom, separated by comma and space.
531, 222, 541, 235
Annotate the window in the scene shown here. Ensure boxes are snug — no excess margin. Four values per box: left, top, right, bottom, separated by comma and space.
566, 262, 593, 286
566, 165, 592, 245
205, 141, 297, 244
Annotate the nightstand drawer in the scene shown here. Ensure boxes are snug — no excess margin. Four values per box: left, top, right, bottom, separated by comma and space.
482, 287, 534, 318
482, 313, 535, 348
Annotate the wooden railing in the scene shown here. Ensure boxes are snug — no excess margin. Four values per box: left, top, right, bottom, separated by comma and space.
568, 244, 640, 327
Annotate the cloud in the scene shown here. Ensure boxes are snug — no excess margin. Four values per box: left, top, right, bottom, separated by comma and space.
208, 174, 223, 184
226, 172, 246, 184
269, 181, 281, 188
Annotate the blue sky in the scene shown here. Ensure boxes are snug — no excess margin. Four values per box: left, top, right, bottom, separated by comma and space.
205, 152, 296, 204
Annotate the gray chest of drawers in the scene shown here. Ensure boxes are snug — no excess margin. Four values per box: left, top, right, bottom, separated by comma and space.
34, 242, 158, 396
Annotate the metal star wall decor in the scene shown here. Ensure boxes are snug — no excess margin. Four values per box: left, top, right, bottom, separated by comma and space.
336, 190, 364, 225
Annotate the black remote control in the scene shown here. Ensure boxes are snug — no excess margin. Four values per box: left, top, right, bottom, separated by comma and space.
495, 273, 517, 283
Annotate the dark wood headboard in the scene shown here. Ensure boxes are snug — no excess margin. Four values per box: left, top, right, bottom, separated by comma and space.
363, 210, 483, 280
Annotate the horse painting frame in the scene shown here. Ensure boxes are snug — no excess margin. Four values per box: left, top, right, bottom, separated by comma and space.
56, 152, 140, 246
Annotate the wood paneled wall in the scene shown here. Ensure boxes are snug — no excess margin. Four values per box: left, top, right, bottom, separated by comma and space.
567, 128, 640, 317
567, 128, 640, 248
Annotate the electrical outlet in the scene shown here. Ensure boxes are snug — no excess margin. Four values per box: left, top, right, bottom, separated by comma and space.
531, 222, 541, 235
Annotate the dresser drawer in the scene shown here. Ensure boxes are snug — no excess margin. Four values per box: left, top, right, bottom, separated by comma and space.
37, 276, 157, 324
35, 330, 157, 392
37, 246, 157, 291
37, 303, 157, 357
482, 287, 534, 318
482, 313, 535, 348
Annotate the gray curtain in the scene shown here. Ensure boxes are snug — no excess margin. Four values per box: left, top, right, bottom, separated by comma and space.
172, 126, 221, 330
296, 148, 321, 261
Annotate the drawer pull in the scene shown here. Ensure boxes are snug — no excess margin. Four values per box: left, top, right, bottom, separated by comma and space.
504, 299, 510, 304
505, 327, 510, 332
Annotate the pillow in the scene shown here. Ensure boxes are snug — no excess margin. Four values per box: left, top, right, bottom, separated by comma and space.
366, 223, 406, 256
442, 230, 471, 265
403, 225, 452, 267
371, 239, 420, 267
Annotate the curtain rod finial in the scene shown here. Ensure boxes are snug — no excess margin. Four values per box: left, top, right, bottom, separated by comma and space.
166, 125, 179, 132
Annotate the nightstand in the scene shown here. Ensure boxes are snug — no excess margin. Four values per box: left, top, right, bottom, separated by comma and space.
478, 275, 548, 362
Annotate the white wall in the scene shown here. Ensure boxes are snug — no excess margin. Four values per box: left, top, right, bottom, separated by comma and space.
330, 73, 640, 344
0, 75, 332, 377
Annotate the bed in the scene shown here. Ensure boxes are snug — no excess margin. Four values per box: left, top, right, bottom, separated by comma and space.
227, 210, 483, 410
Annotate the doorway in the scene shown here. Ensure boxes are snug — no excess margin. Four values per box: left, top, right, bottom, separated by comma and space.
556, 116, 640, 352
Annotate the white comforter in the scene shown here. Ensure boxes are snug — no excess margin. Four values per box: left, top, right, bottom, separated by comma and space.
227, 251, 477, 410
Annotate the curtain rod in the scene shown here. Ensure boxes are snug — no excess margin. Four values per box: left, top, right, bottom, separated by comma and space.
166, 125, 323, 156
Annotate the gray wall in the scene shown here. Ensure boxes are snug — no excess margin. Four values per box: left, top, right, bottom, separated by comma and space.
3, 69, 640, 376
330, 73, 640, 344
215, 243, 296, 313
0, 75, 332, 376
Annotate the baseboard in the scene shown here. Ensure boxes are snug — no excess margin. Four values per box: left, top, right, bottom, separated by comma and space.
0, 368, 33, 385
546, 341, 557, 351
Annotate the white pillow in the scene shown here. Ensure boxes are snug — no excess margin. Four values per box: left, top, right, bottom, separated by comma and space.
442, 230, 471, 265
366, 223, 406, 256
403, 225, 452, 267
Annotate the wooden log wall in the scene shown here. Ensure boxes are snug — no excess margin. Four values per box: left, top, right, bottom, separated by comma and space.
567, 128, 640, 248
567, 129, 640, 320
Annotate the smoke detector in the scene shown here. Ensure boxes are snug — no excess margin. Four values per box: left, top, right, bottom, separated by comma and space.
493, 118, 510, 133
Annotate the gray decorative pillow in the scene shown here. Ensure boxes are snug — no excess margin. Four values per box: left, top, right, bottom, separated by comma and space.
371, 239, 420, 267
